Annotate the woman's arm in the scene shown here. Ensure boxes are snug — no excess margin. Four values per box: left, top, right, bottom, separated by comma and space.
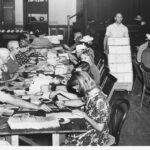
0, 72, 19, 84
84, 114, 104, 132
72, 109, 104, 132
0, 91, 51, 112
26, 49, 35, 56
59, 90, 81, 100
51, 90, 84, 108
50, 90, 81, 100
64, 99, 84, 107
9, 72, 19, 81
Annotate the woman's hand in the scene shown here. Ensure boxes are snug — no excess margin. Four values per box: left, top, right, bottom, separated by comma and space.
56, 100, 65, 109
38, 104, 51, 112
72, 109, 86, 118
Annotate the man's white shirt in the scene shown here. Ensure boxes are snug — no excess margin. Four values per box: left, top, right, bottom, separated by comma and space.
105, 23, 129, 38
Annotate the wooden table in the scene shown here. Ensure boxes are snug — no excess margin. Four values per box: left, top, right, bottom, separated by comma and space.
0, 116, 87, 146
0, 53, 84, 146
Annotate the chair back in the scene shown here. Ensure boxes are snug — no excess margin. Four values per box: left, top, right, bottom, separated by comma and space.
99, 67, 109, 87
109, 98, 130, 145
140, 64, 150, 89
97, 58, 104, 70
132, 58, 143, 83
101, 73, 117, 101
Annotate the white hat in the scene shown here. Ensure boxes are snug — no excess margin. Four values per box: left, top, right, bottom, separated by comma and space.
146, 34, 150, 40
80, 35, 94, 43
72, 44, 87, 53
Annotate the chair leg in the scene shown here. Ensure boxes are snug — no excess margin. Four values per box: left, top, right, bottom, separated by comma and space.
131, 76, 137, 95
141, 86, 145, 108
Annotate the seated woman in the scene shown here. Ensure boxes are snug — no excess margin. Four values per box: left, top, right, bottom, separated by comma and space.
80, 35, 95, 63
7, 40, 30, 67
0, 48, 17, 81
50, 71, 114, 146
80, 52, 100, 86
68, 44, 87, 65
19, 34, 30, 51
30, 29, 53, 48
63, 31, 83, 51
19, 33, 36, 57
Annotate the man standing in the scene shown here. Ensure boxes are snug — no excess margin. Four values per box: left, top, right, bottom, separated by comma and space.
104, 13, 129, 54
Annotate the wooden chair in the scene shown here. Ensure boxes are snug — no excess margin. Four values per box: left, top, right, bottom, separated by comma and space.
140, 64, 150, 108
99, 66, 109, 88
132, 58, 143, 91
109, 98, 130, 145
101, 73, 117, 102
97, 58, 104, 71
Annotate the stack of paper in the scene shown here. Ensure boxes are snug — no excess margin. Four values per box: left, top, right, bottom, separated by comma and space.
55, 64, 68, 75
108, 38, 130, 46
8, 114, 60, 130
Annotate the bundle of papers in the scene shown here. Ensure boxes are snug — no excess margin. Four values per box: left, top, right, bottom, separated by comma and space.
47, 52, 58, 66
58, 53, 69, 60
37, 62, 54, 72
44, 35, 63, 44
55, 64, 68, 75
0, 105, 14, 116
8, 114, 60, 130
29, 74, 52, 94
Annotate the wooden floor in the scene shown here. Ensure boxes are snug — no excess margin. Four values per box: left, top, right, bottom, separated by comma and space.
111, 78, 150, 146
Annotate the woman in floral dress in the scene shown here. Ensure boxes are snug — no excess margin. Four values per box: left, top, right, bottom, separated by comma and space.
50, 71, 115, 146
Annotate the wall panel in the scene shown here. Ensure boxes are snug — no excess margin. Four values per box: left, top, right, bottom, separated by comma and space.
76, 0, 150, 26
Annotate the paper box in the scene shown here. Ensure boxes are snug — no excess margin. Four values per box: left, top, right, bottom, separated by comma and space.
108, 38, 130, 46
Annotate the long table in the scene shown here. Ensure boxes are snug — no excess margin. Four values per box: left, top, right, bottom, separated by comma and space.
0, 54, 88, 146
0, 116, 87, 146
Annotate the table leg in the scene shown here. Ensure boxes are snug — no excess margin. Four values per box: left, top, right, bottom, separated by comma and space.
52, 134, 65, 146
11, 135, 19, 146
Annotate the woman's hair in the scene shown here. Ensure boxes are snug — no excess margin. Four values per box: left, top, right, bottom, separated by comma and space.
18, 34, 28, 41
74, 61, 90, 73
7, 40, 19, 51
67, 71, 97, 97
80, 48, 95, 64
74, 61, 94, 79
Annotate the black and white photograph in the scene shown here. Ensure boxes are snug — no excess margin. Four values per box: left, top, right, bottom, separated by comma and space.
0, 0, 150, 148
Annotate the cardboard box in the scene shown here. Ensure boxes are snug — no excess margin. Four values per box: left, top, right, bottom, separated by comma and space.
108, 38, 130, 46
109, 46, 131, 54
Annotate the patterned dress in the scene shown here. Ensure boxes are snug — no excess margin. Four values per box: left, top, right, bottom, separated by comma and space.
65, 88, 114, 146
15, 51, 30, 67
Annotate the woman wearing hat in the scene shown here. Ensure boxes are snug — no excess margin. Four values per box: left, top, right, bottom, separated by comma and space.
63, 32, 83, 51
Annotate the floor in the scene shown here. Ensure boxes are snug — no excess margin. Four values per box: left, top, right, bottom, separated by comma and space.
111, 78, 150, 146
